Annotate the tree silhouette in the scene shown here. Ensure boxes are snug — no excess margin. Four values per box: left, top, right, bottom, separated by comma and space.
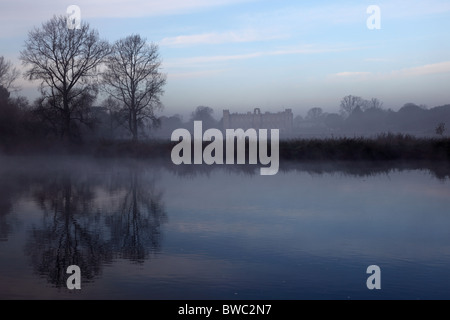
102, 34, 166, 141
20, 15, 110, 141
436, 122, 446, 136
306, 107, 324, 121
366, 98, 383, 110
190, 106, 218, 129
340, 95, 366, 117
0, 56, 19, 91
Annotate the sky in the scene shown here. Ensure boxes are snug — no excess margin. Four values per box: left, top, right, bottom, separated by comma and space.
1, 0, 450, 118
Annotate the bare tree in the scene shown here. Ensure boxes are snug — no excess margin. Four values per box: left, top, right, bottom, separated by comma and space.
20, 15, 110, 141
190, 106, 218, 129
102, 34, 166, 141
366, 98, 384, 110
436, 122, 446, 137
0, 56, 20, 91
340, 95, 366, 117
306, 107, 324, 121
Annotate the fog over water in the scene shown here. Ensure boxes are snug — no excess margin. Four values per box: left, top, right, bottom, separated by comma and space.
1, 155, 449, 299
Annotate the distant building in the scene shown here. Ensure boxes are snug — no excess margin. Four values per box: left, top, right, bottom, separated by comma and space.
223, 108, 293, 132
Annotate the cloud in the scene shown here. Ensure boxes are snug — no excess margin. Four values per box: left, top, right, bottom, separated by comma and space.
364, 58, 392, 62
168, 69, 225, 80
165, 44, 361, 67
160, 29, 286, 47
0, 1, 242, 38
381, 0, 450, 19
329, 61, 450, 80
0, 0, 257, 37
0, 0, 256, 20
394, 61, 450, 76
333, 72, 372, 78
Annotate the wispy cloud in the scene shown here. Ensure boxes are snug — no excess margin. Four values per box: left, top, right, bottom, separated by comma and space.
393, 61, 450, 76
333, 72, 372, 78
381, 0, 450, 19
165, 44, 362, 67
0, 0, 258, 37
0, 0, 257, 20
364, 58, 392, 62
85, 0, 259, 18
329, 61, 450, 80
168, 69, 225, 80
160, 29, 287, 47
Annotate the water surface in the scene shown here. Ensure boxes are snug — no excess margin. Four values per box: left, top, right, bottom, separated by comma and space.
0, 156, 449, 299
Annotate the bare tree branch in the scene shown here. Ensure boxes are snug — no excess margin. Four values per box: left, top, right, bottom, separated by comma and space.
20, 15, 110, 141
0, 56, 20, 92
102, 34, 166, 141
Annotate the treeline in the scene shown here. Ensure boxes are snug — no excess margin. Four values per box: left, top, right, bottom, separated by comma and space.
91, 133, 450, 163
0, 85, 108, 152
2, 87, 450, 164
0, 86, 52, 150
292, 96, 449, 137
150, 96, 450, 140
0, 13, 449, 155
279, 133, 450, 161
0, 14, 165, 150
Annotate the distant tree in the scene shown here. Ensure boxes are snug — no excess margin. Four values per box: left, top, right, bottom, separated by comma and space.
102, 34, 166, 141
436, 122, 446, 136
0, 85, 10, 102
20, 15, 110, 141
162, 114, 183, 128
0, 86, 18, 141
190, 106, 217, 128
9, 95, 29, 110
0, 56, 19, 91
306, 107, 323, 121
398, 103, 427, 115
0, 86, 33, 144
366, 98, 383, 110
340, 95, 366, 117
293, 115, 303, 128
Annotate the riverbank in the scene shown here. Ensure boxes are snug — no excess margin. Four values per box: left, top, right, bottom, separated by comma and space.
1, 133, 450, 162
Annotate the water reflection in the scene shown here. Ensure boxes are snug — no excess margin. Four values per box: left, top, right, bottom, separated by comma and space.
19, 159, 167, 287
0, 168, 29, 241
105, 167, 167, 263
25, 170, 111, 287
163, 160, 450, 180
0, 182, 15, 241
0, 155, 449, 298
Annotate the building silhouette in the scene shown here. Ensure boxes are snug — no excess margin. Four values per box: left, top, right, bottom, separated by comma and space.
223, 108, 293, 133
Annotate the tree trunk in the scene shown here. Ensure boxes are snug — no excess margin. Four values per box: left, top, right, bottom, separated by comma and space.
63, 93, 72, 142
132, 111, 138, 142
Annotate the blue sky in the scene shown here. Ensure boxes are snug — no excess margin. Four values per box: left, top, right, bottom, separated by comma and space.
1, 0, 450, 118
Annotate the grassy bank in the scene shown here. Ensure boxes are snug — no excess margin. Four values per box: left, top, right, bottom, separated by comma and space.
1, 133, 450, 162
91, 133, 450, 162
279, 133, 450, 161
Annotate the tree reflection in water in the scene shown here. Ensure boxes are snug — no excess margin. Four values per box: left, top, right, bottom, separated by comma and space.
0, 172, 24, 242
25, 172, 111, 287
105, 167, 167, 264
24, 160, 167, 288
10, 157, 449, 289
